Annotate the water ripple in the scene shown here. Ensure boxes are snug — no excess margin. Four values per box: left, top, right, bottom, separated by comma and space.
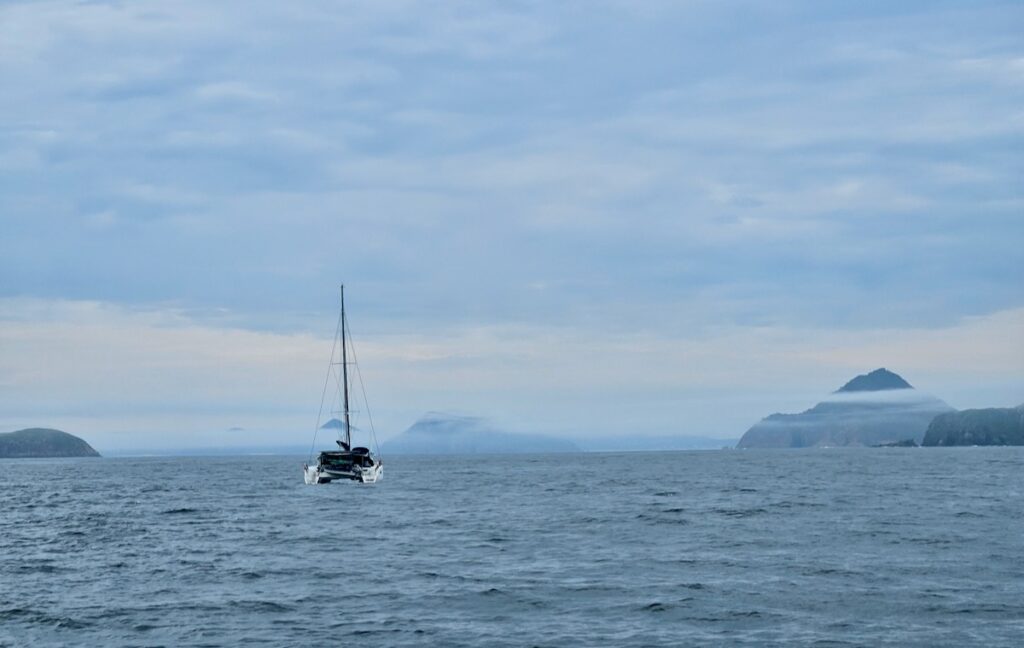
0, 449, 1022, 646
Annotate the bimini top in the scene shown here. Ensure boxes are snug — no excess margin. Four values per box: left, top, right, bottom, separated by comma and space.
318, 448, 371, 459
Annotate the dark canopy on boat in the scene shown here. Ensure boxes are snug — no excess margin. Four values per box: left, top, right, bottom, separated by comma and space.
318, 449, 374, 466
319, 449, 370, 458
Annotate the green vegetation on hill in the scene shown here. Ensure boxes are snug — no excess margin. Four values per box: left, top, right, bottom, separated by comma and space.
0, 428, 101, 458
922, 405, 1024, 446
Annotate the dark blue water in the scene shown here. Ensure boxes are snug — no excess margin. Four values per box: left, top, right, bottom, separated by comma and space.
2, 449, 1022, 646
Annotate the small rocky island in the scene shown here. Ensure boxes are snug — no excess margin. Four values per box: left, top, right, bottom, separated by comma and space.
922, 405, 1024, 446
0, 428, 101, 458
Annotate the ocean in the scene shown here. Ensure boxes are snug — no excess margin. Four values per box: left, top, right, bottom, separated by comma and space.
1, 448, 1022, 646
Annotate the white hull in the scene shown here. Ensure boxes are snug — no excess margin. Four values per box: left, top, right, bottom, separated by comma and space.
359, 463, 382, 483
304, 462, 382, 485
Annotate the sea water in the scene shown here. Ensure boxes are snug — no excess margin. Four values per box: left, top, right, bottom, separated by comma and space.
1, 448, 1022, 646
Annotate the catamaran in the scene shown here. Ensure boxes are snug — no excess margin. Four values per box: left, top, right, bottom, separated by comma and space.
303, 285, 383, 484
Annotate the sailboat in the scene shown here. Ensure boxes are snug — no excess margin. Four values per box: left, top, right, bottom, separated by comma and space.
303, 285, 383, 484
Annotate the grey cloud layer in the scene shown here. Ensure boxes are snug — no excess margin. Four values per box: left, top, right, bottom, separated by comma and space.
1, 0, 1022, 336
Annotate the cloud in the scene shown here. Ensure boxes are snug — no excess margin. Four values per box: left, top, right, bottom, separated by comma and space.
1, 299, 1021, 450
820, 390, 945, 406
193, 81, 277, 104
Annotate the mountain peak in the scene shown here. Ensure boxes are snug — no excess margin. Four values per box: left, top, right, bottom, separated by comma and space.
835, 368, 913, 393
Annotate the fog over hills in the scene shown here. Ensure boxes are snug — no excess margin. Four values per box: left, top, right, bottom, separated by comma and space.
382, 413, 580, 455
382, 412, 740, 455
737, 369, 954, 448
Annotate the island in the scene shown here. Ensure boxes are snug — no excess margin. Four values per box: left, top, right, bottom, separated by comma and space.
736, 368, 954, 448
382, 412, 580, 455
0, 428, 101, 458
922, 405, 1024, 446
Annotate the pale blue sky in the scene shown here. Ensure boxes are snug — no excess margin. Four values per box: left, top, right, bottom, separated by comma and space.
1, 1, 1022, 450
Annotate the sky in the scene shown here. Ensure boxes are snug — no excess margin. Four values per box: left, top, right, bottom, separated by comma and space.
1, 1, 1022, 451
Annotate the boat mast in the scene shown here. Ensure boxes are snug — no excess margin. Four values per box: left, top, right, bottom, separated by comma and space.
341, 284, 351, 450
